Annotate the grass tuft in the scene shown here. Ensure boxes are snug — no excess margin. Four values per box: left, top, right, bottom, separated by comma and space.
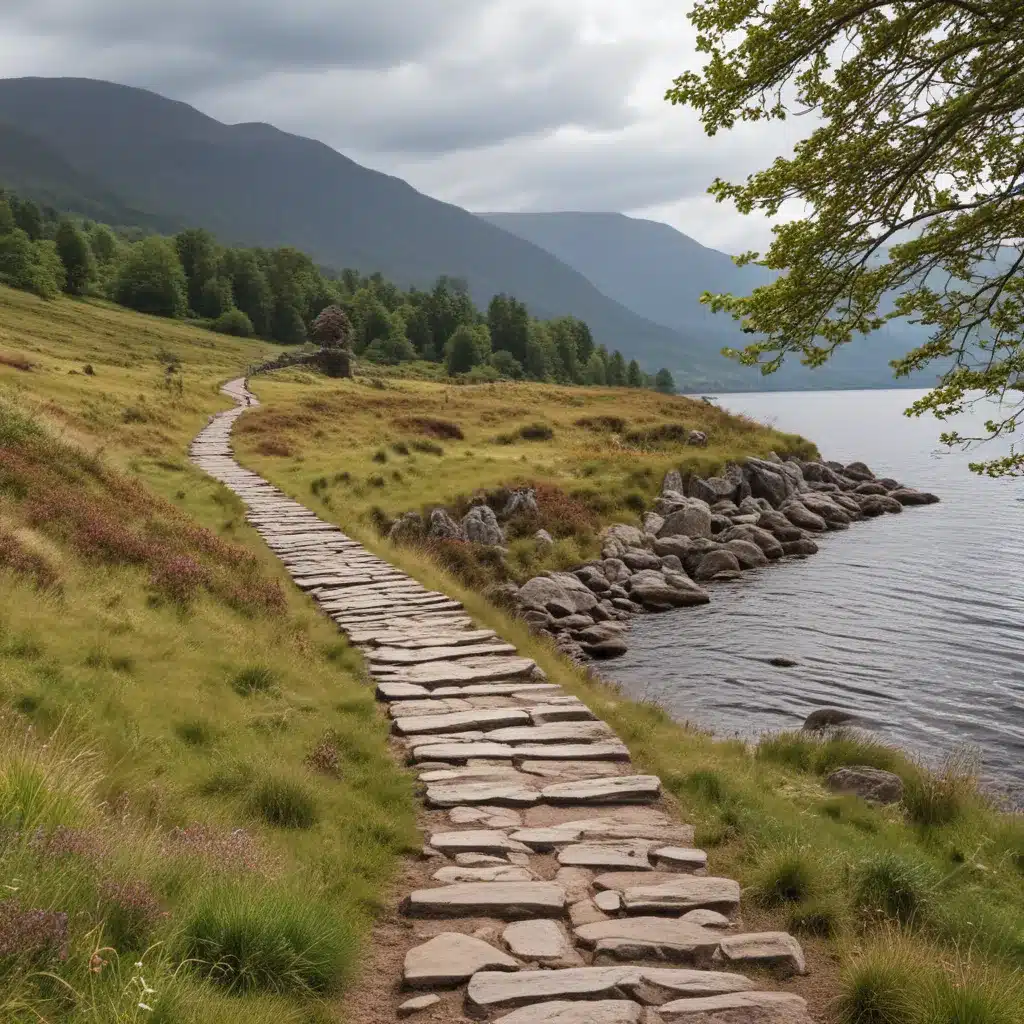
852, 852, 935, 925
837, 942, 918, 1024
247, 776, 319, 829
231, 666, 278, 696
748, 843, 821, 907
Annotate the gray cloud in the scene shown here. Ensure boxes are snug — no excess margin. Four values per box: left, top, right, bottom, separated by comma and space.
0, 0, 799, 251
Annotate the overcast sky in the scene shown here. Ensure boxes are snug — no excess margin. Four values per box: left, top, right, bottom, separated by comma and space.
0, 1, 810, 253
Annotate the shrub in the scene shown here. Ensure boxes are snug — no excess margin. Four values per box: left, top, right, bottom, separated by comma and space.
922, 967, 1024, 1024
371, 449, 388, 464
902, 750, 978, 827
518, 423, 554, 441
410, 439, 444, 456
248, 776, 318, 829
788, 895, 844, 938
399, 416, 464, 440
175, 719, 214, 747
212, 308, 254, 337
624, 423, 690, 447
575, 415, 627, 432
748, 844, 820, 907
391, 441, 410, 456
837, 945, 917, 1024
852, 852, 935, 925
97, 878, 166, 951
181, 885, 354, 993
231, 666, 277, 696
0, 527, 61, 590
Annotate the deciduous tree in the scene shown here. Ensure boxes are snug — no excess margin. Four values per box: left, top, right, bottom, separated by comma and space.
668, 0, 1024, 475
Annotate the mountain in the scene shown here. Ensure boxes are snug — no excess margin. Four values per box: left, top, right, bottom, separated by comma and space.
482, 212, 934, 390
0, 77, 731, 382
0, 121, 176, 230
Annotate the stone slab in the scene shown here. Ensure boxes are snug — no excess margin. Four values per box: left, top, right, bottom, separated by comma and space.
594, 872, 707, 893
557, 842, 653, 870
622, 877, 741, 916
493, 1001, 644, 1024
512, 743, 632, 762
426, 782, 541, 808
487, 723, 616, 745
432, 865, 536, 883
467, 966, 754, 1011
518, 761, 627, 781
428, 830, 531, 855
398, 994, 441, 1017
651, 847, 707, 872
713, 932, 807, 976
575, 918, 722, 965
657, 992, 812, 1023
394, 709, 531, 736
502, 919, 575, 962
541, 776, 661, 805
406, 882, 566, 919
403, 932, 519, 988
449, 805, 524, 827
412, 743, 515, 763
370, 642, 517, 664
390, 656, 538, 689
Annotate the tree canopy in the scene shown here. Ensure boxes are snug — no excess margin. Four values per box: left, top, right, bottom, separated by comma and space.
668, 0, 1024, 475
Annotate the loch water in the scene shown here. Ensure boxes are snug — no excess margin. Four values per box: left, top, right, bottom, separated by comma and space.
607, 389, 1024, 797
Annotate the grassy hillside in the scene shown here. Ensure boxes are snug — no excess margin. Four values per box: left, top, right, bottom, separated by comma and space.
0, 286, 417, 1022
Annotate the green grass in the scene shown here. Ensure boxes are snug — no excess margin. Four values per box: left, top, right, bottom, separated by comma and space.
0, 286, 416, 1022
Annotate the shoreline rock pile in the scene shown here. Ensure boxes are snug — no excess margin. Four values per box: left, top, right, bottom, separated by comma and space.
509, 454, 938, 662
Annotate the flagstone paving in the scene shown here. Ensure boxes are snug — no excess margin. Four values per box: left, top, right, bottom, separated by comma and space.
188, 379, 816, 1022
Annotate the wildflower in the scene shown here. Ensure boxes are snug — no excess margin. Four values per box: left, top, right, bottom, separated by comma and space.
138, 1003, 153, 1012
89, 952, 108, 974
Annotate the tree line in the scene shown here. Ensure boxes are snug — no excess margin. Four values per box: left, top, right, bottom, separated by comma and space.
0, 189, 676, 393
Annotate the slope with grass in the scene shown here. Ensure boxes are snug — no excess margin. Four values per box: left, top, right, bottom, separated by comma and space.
0, 285, 417, 1022
233, 367, 1024, 1022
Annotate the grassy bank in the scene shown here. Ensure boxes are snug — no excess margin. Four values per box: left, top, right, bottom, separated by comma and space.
236, 367, 1024, 1022
233, 368, 816, 589
0, 286, 417, 1022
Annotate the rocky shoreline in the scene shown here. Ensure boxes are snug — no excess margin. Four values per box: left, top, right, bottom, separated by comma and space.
505, 454, 939, 662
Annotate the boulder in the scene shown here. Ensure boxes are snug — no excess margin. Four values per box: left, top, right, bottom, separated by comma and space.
709, 515, 733, 535
799, 493, 853, 527
535, 529, 555, 548
548, 572, 601, 614
628, 570, 710, 609
602, 558, 633, 585
622, 549, 664, 572
687, 430, 708, 447
602, 524, 648, 549
659, 505, 713, 540
723, 539, 769, 569
643, 512, 666, 535
463, 504, 506, 545
743, 459, 791, 507
429, 508, 465, 541
781, 503, 828, 533
662, 469, 684, 495
889, 488, 939, 506
388, 511, 425, 544
856, 493, 903, 516
855, 481, 890, 496
519, 576, 576, 617
844, 461, 876, 481
802, 708, 859, 731
687, 476, 737, 506
503, 488, 539, 518
713, 932, 807, 976
694, 550, 742, 581
826, 766, 904, 805
653, 536, 694, 559
719, 525, 784, 560
661, 555, 684, 573
781, 539, 819, 557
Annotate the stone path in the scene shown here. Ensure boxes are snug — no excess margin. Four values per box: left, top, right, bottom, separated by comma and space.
189, 379, 816, 1024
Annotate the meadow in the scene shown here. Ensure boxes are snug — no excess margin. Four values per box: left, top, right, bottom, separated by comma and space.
2, 285, 1022, 1023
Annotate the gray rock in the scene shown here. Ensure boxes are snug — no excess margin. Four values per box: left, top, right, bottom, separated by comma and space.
502, 920, 576, 962
389, 511, 425, 544
826, 766, 904, 804
743, 459, 790, 507
620, 876, 741, 915
782, 503, 828, 532
855, 481, 890, 496
694, 550, 742, 581
602, 524, 648, 549
709, 515, 733, 535
889, 488, 939, 506
856, 493, 904, 516
713, 932, 807, 976
404, 931, 520, 987
628, 570, 710, 609
398, 994, 441, 1017
406, 881, 567, 919
658, 991, 812, 1023
557, 843, 653, 870
576, 566, 611, 593
463, 504, 506, 545
659, 506, 713, 540
681, 909, 732, 929
687, 430, 708, 447
719, 525, 784, 560
428, 830, 531, 856
662, 470, 684, 495
603, 558, 633, 585
651, 847, 708, 872
428, 508, 465, 541
467, 966, 754, 1012
570, 900, 611, 926
594, 890, 622, 913
425, 781, 540, 809
781, 539, 819, 557
802, 707, 859, 730
660, 554, 684, 573
433, 864, 536, 883
576, 917, 722, 966
687, 476, 737, 506
555, 867, 595, 903
535, 528, 555, 547
643, 512, 666, 535
503, 488, 539, 518
621, 549, 664, 572
800, 492, 853, 527
844, 461, 876, 481
723, 539, 768, 569
652, 536, 694, 559
493, 1001, 644, 1024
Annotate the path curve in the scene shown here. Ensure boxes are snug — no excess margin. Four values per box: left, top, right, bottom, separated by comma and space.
189, 379, 816, 1023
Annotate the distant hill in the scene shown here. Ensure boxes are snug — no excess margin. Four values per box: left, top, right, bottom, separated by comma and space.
0, 121, 176, 231
482, 212, 935, 391
0, 77, 732, 383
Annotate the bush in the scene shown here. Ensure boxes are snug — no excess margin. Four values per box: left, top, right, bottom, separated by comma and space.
748, 843, 820, 907
489, 349, 523, 379
837, 946, 917, 1024
248, 776, 319, 829
852, 852, 935, 925
181, 885, 354, 993
399, 416, 464, 440
518, 423, 554, 441
212, 308, 255, 337
902, 751, 978, 827
231, 666, 277, 696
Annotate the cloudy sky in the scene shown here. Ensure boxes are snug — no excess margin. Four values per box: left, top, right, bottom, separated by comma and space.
0, 0, 810, 253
